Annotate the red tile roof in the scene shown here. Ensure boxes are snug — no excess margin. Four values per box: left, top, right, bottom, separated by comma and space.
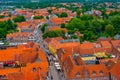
101, 41, 112, 48
0, 42, 48, 80
111, 40, 120, 47
63, 55, 109, 80
44, 37, 63, 44
110, 62, 120, 79
50, 17, 71, 25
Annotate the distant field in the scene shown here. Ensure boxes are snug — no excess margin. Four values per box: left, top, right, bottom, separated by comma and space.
1, 0, 119, 3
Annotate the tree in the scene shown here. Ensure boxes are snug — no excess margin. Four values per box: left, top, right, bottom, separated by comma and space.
13, 16, 26, 22
34, 16, 44, 19
77, 10, 81, 15
90, 19, 104, 35
61, 23, 65, 28
105, 24, 115, 36
42, 30, 65, 39
59, 12, 68, 18
71, 34, 78, 39
76, 10, 81, 18
48, 9, 52, 14
0, 28, 6, 38
0, 15, 5, 18
46, 16, 49, 19
111, 16, 120, 34
41, 23, 48, 33
42, 31, 58, 39
83, 31, 97, 41
0, 20, 17, 38
107, 54, 111, 58
66, 18, 85, 32
80, 14, 93, 21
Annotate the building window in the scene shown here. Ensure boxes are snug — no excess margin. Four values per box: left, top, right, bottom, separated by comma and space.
2, 75, 7, 80
32, 67, 36, 72
99, 70, 103, 75
76, 72, 80, 77
92, 71, 96, 76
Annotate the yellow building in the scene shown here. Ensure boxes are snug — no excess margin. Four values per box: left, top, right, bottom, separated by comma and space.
94, 52, 107, 58
81, 56, 96, 61
48, 39, 61, 56
48, 46, 57, 56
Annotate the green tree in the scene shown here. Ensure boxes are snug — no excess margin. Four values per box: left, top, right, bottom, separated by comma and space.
76, 10, 81, 18
90, 19, 104, 35
41, 23, 48, 33
0, 28, 6, 38
0, 15, 5, 18
66, 18, 85, 32
61, 23, 65, 28
59, 12, 68, 18
42, 31, 58, 39
80, 14, 93, 21
71, 34, 78, 39
83, 31, 97, 41
107, 54, 111, 58
34, 16, 44, 19
77, 10, 81, 15
46, 16, 49, 19
111, 16, 120, 34
13, 16, 26, 22
48, 9, 52, 14
105, 24, 115, 36
42, 30, 65, 39
0, 20, 17, 38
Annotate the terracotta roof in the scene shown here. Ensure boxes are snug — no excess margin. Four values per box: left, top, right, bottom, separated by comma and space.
79, 43, 94, 55
100, 59, 116, 70
101, 41, 112, 48
50, 17, 63, 24
111, 40, 120, 47
0, 42, 48, 80
0, 42, 38, 63
106, 11, 111, 15
0, 68, 21, 76
17, 22, 30, 29
50, 17, 71, 25
48, 39, 61, 49
34, 9, 48, 16
110, 62, 120, 79
44, 37, 63, 44
60, 42, 80, 49
0, 18, 9, 22
80, 43, 94, 49
6, 32, 34, 41
63, 55, 109, 79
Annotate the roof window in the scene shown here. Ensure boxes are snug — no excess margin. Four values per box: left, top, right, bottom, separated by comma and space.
76, 72, 80, 77
92, 71, 96, 76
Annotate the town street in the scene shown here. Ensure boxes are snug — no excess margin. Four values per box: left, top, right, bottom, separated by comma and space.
35, 23, 65, 80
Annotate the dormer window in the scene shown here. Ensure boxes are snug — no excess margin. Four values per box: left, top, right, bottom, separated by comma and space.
32, 68, 36, 72
92, 71, 96, 76
76, 72, 80, 77
99, 70, 103, 75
